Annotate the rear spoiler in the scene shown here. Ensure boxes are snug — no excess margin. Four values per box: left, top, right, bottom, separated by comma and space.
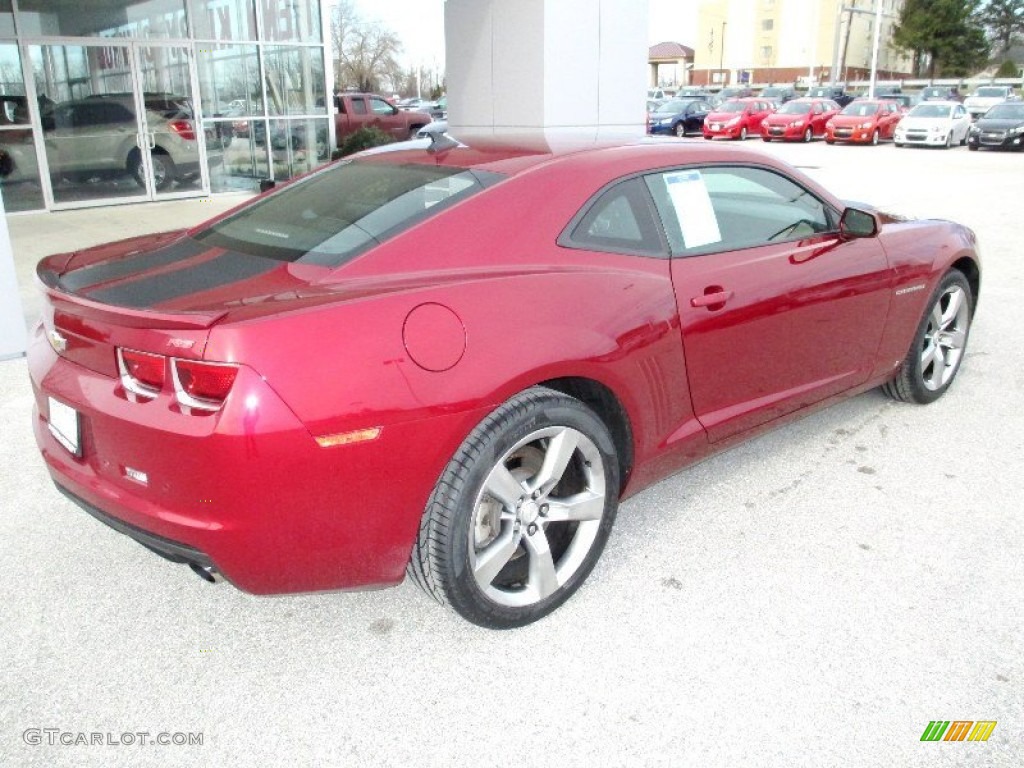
37, 265, 225, 330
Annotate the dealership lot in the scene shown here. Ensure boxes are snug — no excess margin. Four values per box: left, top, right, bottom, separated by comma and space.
1, 139, 1022, 766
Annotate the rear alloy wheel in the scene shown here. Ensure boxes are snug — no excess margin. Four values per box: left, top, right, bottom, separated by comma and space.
674, 122, 686, 137
409, 386, 620, 628
883, 270, 973, 404
130, 149, 176, 191
803, 127, 813, 143
871, 129, 880, 146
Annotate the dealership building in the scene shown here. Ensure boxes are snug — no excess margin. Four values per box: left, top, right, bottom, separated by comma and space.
0, 0, 331, 213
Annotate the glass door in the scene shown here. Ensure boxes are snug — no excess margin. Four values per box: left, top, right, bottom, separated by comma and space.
132, 42, 211, 201
32, 42, 151, 206
30, 40, 209, 208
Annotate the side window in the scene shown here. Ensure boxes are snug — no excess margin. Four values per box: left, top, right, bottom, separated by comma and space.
645, 166, 836, 256
351, 98, 367, 115
370, 98, 394, 115
562, 178, 665, 256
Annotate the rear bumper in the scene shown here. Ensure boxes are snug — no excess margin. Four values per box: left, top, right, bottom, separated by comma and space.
28, 324, 487, 595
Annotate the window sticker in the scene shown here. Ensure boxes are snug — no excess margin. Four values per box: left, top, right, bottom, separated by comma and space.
664, 171, 721, 249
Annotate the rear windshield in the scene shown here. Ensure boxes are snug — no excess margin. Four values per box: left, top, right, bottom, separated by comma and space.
195, 161, 502, 266
975, 87, 1008, 97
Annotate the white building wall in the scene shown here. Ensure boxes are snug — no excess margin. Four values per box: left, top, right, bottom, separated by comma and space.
446, 0, 649, 148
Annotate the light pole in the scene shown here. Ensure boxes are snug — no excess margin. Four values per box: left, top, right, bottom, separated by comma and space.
719, 21, 726, 84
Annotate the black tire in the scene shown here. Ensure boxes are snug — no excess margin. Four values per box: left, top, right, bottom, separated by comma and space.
826, 138, 835, 145
739, 126, 748, 141
882, 269, 974, 404
944, 131, 953, 149
968, 144, 978, 151
409, 125, 425, 139
762, 136, 771, 142
130, 149, 176, 191
408, 386, 620, 629
674, 122, 686, 138
803, 127, 812, 143
871, 129, 880, 146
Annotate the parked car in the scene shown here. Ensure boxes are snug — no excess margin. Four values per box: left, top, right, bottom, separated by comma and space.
675, 86, 713, 99
29, 138, 980, 628
825, 100, 902, 144
703, 98, 774, 140
41, 93, 219, 190
966, 102, 1024, 150
894, 101, 971, 148
920, 85, 962, 103
760, 85, 798, 106
429, 96, 447, 121
807, 85, 854, 108
760, 98, 840, 142
963, 85, 1018, 119
717, 86, 753, 99
647, 88, 668, 101
883, 94, 916, 111
648, 98, 713, 137
396, 97, 432, 112
334, 93, 430, 144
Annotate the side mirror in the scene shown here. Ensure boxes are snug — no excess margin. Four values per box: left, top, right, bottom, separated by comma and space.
839, 207, 878, 238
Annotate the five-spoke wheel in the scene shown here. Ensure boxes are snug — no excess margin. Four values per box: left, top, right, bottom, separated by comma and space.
884, 269, 973, 404
409, 387, 619, 628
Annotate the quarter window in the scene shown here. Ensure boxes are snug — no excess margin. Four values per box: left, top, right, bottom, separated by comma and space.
563, 178, 665, 256
645, 166, 836, 255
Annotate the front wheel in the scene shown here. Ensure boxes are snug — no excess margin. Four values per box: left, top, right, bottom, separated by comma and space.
871, 129, 880, 146
738, 126, 748, 141
674, 122, 686, 138
803, 127, 812, 143
883, 270, 973, 404
944, 131, 953, 149
408, 386, 620, 628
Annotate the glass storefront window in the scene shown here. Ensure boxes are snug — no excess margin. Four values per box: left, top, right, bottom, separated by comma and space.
0, 1, 14, 38
267, 117, 328, 180
0, 44, 43, 211
16, 0, 188, 39
264, 45, 325, 115
260, 0, 321, 43
193, 0, 257, 41
196, 43, 261, 116
207, 117, 267, 192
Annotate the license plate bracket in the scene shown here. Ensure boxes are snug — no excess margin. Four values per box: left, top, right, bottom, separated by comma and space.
48, 397, 80, 457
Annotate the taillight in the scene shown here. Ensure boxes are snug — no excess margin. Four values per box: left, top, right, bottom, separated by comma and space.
172, 359, 238, 410
118, 348, 165, 397
168, 119, 196, 141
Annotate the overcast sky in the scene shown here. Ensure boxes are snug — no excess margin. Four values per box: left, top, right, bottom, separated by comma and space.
345, 0, 698, 70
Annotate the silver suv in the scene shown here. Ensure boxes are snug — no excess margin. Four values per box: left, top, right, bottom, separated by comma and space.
43, 93, 221, 190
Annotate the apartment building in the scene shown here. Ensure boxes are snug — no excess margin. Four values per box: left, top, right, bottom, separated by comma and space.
692, 0, 912, 87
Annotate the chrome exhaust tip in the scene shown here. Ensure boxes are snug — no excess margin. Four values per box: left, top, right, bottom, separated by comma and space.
189, 562, 221, 584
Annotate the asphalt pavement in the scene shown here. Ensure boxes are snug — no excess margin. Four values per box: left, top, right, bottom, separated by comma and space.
1, 140, 1021, 767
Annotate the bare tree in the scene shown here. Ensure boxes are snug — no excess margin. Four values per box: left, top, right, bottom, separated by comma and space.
331, 1, 404, 94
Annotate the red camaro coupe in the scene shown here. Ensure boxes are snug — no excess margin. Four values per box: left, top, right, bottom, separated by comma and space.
29, 140, 980, 628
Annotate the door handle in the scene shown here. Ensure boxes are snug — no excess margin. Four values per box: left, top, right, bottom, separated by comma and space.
691, 289, 733, 308
147, 131, 156, 149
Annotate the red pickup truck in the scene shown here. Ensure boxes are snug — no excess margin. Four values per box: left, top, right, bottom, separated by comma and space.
334, 93, 430, 142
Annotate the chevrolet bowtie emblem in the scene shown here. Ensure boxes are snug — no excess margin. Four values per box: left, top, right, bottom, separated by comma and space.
48, 329, 68, 354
